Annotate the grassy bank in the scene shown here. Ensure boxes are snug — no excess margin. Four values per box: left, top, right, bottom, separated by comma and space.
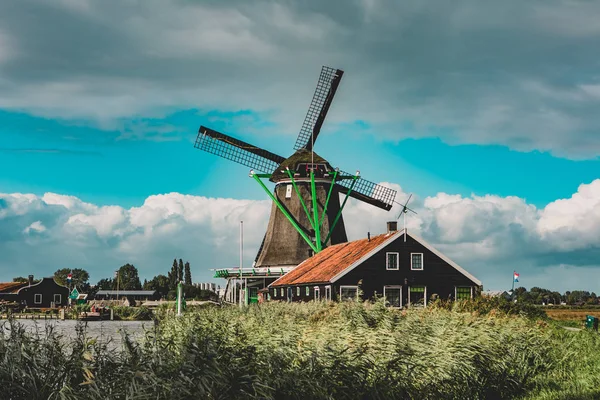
0, 299, 599, 399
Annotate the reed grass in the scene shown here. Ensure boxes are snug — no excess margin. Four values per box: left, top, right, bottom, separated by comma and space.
0, 299, 598, 399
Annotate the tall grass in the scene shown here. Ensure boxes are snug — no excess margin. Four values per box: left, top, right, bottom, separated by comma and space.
0, 299, 598, 399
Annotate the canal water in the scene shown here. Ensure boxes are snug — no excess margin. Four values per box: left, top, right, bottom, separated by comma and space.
0, 319, 153, 348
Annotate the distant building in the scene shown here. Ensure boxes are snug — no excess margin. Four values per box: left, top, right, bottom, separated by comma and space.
94, 290, 159, 302
0, 276, 69, 308
195, 282, 217, 292
482, 290, 511, 300
269, 223, 482, 307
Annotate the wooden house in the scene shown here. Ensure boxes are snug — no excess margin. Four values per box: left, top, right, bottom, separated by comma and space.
269, 222, 482, 306
0, 276, 69, 308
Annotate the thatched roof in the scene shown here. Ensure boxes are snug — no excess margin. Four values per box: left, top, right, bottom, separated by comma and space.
270, 149, 333, 181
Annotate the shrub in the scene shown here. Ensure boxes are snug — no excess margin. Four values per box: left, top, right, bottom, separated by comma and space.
0, 300, 597, 399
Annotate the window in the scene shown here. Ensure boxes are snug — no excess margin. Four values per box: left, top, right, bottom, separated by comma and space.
384, 286, 402, 307
456, 287, 472, 300
273, 288, 277, 298
314, 287, 320, 301
305, 286, 310, 296
34, 294, 42, 304
386, 252, 399, 270
53, 294, 61, 304
281, 288, 284, 297
409, 286, 426, 306
340, 286, 358, 301
296, 287, 300, 296
411, 253, 423, 270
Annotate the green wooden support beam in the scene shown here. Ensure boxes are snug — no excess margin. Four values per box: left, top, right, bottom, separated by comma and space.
324, 174, 359, 245
310, 170, 322, 252
319, 169, 338, 228
285, 168, 315, 231
251, 173, 318, 253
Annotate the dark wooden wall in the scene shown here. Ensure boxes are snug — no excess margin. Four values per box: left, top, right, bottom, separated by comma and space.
17, 278, 69, 308
272, 233, 480, 305
336, 234, 478, 304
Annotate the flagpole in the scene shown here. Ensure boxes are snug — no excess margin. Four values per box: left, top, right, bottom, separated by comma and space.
511, 270, 515, 293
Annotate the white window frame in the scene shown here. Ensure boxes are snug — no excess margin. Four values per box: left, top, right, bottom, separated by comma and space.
273, 288, 277, 298
296, 287, 300, 296
305, 286, 310, 296
386, 252, 399, 270
383, 286, 402, 308
314, 286, 320, 301
455, 286, 473, 300
325, 285, 332, 301
411, 253, 424, 271
281, 288, 284, 297
53, 294, 61, 304
339, 285, 359, 301
408, 286, 427, 307
34, 294, 42, 304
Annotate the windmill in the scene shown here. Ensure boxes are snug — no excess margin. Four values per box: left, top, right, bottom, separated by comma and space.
396, 194, 417, 242
194, 66, 397, 270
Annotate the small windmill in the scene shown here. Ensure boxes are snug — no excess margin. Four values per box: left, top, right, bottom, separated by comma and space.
194, 66, 397, 269
396, 194, 417, 242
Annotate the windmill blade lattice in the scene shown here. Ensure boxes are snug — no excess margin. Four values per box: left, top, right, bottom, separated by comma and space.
293, 66, 344, 151
195, 126, 285, 174
337, 172, 397, 211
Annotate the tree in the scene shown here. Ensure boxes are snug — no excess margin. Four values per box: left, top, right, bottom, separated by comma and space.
54, 268, 90, 291
144, 274, 170, 299
13, 277, 28, 282
116, 264, 142, 290
168, 259, 178, 290
184, 261, 192, 285
96, 278, 114, 290
178, 259, 184, 283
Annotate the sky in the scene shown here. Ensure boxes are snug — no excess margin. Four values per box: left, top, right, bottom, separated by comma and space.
1, 0, 599, 292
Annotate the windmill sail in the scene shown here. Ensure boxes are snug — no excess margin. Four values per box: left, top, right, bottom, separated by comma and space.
336, 172, 397, 211
195, 126, 285, 174
293, 66, 344, 151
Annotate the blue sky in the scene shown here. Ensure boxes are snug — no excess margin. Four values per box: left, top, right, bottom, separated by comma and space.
1, 0, 600, 292
2, 108, 598, 209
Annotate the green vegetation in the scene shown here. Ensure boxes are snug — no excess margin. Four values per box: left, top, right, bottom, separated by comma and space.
0, 299, 599, 399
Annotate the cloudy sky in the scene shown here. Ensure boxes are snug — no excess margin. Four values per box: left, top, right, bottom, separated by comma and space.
1, 0, 599, 292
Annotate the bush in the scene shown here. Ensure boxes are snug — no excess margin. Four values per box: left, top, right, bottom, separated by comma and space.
0, 300, 598, 399
111, 305, 154, 320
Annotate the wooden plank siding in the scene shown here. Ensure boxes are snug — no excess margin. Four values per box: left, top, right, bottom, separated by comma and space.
335, 234, 479, 305
270, 232, 480, 305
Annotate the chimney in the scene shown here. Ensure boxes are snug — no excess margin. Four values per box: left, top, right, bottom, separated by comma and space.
367, 232, 371, 241
28, 275, 34, 286
387, 221, 398, 233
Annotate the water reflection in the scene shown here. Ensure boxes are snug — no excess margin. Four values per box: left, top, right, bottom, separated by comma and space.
1, 319, 151, 348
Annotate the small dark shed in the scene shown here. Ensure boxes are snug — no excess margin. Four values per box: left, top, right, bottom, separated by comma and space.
270, 224, 482, 307
17, 277, 69, 308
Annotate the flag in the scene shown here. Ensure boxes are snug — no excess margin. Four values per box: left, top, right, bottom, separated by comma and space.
513, 271, 520, 282
67, 273, 72, 282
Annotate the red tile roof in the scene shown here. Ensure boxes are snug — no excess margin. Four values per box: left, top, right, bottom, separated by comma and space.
271, 231, 401, 287
0, 282, 29, 293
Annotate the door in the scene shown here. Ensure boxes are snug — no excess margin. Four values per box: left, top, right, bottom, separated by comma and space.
249, 287, 259, 304
325, 286, 331, 301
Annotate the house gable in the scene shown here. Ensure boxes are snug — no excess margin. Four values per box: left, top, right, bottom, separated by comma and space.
334, 231, 481, 301
331, 230, 482, 286
17, 277, 69, 308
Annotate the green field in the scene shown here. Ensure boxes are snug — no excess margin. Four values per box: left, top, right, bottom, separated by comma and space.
1, 299, 599, 399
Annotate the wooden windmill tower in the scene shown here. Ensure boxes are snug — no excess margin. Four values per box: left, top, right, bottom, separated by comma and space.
194, 66, 397, 271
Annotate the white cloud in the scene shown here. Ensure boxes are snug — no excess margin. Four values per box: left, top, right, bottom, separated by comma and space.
23, 221, 46, 234
1, 1, 600, 157
2, 179, 600, 291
